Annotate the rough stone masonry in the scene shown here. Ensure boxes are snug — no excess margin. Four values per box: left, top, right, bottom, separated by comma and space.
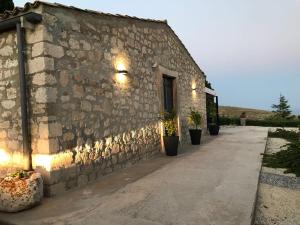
0, 1, 207, 196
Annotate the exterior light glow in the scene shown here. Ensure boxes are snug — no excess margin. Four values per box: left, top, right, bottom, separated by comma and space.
33, 154, 52, 172
115, 55, 129, 84
192, 81, 197, 91
117, 70, 128, 75
191, 82, 197, 99
116, 72, 127, 83
116, 63, 128, 84
0, 149, 10, 165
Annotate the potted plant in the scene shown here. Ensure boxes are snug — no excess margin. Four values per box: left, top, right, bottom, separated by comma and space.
188, 108, 202, 145
208, 102, 220, 135
209, 121, 220, 135
160, 110, 179, 156
240, 112, 247, 126
0, 170, 43, 212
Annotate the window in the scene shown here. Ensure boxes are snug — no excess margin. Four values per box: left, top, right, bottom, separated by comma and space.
163, 76, 174, 112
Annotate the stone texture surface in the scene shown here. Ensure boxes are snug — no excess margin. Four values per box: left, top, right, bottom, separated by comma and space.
0, 173, 43, 213
0, 3, 207, 194
0, 31, 23, 176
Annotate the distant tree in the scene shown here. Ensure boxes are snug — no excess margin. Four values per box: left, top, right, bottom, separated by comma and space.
0, 0, 14, 14
272, 94, 292, 118
205, 80, 214, 90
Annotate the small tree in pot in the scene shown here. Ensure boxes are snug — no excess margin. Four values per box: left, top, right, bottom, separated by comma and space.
208, 102, 220, 135
188, 108, 202, 145
160, 110, 179, 156
209, 117, 220, 135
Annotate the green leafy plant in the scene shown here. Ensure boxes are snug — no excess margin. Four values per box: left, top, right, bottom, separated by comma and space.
272, 94, 292, 119
8, 170, 29, 179
0, 0, 14, 13
205, 80, 214, 90
206, 94, 218, 125
268, 128, 300, 142
160, 110, 177, 136
188, 108, 202, 129
263, 140, 300, 177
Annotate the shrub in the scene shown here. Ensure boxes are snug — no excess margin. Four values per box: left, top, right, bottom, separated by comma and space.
219, 116, 300, 127
263, 140, 300, 177
188, 108, 202, 129
219, 117, 240, 125
160, 110, 177, 136
268, 128, 300, 141
7, 170, 30, 179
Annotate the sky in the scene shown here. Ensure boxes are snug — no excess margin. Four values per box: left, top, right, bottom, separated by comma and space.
15, 0, 300, 114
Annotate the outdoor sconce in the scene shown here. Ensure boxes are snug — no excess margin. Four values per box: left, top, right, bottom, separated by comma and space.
116, 69, 128, 84
192, 82, 197, 91
192, 84, 197, 99
117, 70, 128, 75
192, 86, 199, 91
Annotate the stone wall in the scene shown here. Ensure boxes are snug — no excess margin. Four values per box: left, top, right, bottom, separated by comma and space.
0, 3, 207, 195
0, 30, 22, 176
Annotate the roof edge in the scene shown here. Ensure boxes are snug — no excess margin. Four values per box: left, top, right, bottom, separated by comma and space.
0, 1, 168, 24
0, 1, 206, 77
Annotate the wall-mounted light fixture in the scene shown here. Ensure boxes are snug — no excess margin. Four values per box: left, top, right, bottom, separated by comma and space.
191, 81, 197, 91
115, 69, 128, 84
0, 149, 10, 165
115, 55, 129, 84
116, 70, 128, 75
192, 82, 197, 99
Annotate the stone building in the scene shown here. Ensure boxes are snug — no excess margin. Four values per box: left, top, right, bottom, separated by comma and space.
0, 1, 208, 196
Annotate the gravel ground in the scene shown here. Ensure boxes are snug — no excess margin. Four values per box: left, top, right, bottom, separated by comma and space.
254, 136, 300, 225
254, 183, 300, 225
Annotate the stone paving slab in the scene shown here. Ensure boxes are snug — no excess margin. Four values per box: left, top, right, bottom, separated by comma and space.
0, 126, 268, 225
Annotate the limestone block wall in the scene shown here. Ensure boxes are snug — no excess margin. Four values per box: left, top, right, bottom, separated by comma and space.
0, 31, 22, 175
0, 18, 57, 176
0, 3, 207, 195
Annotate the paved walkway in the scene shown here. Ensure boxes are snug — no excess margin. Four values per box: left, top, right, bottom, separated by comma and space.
0, 126, 268, 225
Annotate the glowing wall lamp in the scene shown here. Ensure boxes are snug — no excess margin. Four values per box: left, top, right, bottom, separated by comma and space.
191, 82, 198, 99
33, 154, 52, 172
117, 69, 128, 75
116, 69, 128, 84
192, 82, 198, 91
0, 149, 10, 165
115, 55, 129, 84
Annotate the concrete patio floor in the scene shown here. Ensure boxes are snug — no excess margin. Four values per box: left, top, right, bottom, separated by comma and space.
0, 126, 268, 225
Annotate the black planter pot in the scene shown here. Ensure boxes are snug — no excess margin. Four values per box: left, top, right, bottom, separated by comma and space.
209, 124, 220, 135
189, 129, 202, 145
163, 136, 179, 156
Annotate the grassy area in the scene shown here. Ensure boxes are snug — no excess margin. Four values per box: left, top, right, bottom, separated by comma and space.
220, 106, 273, 120
263, 129, 300, 177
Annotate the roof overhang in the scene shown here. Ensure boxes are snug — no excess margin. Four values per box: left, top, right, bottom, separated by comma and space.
0, 12, 42, 33
204, 87, 217, 97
